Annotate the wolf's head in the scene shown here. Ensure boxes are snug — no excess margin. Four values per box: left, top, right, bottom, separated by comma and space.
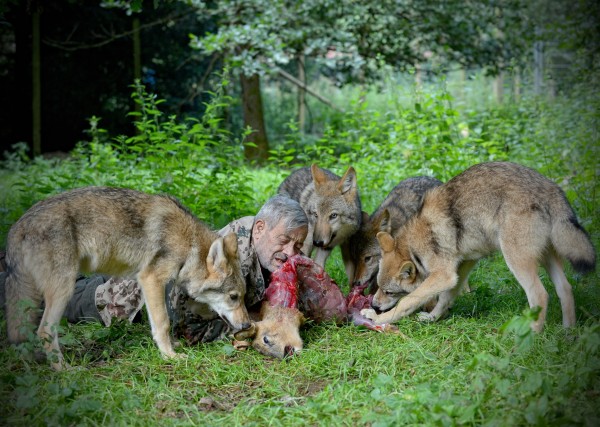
184, 232, 251, 332
370, 230, 423, 311
349, 209, 396, 290
309, 164, 362, 250
234, 302, 304, 359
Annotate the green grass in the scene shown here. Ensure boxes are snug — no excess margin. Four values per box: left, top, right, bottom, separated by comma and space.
1, 75, 599, 425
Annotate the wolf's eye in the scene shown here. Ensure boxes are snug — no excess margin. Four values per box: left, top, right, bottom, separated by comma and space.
330, 213, 338, 219
263, 336, 270, 345
230, 294, 239, 301
364, 256, 372, 263
384, 290, 397, 296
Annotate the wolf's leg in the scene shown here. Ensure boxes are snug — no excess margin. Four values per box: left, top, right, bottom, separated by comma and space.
417, 260, 476, 321
363, 268, 458, 324
340, 242, 355, 284
138, 268, 182, 359
5, 273, 43, 344
38, 273, 77, 370
301, 222, 315, 258
542, 249, 576, 327
313, 247, 332, 269
502, 248, 549, 333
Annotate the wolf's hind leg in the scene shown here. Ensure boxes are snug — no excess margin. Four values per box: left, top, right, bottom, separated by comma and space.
5, 273, 43, 344
542, 249, 576, 327
502, 248, 548, 332
38, 274, 77, 370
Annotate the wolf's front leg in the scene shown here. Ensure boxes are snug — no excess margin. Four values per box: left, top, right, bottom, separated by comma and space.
362, 270, 458, 325
313, 247, 332, 268
138, 273, 185, 360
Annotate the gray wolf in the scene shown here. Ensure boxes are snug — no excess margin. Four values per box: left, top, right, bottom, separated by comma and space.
361, 162, 596, 332
278, 164, 362, 280
5, 186, 251, 370
348, 176, 442, 293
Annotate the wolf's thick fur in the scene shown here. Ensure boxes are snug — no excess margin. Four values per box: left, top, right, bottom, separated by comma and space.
278, 164, 362, 279
349, 176, 442, 292
234, 302, 305, 359
361, 162, 596, 332
5, 186, 250, 369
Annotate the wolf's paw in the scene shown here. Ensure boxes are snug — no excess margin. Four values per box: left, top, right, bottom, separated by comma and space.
417, 311, 436, 322
162, 350, 187, 361
361, 308, 378, 321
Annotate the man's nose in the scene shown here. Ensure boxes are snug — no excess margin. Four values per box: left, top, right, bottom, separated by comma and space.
283, 243, 297, 256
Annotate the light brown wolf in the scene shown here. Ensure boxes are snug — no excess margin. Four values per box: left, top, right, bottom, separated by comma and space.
5, 186, 251, 370
234, 302, 305, 359
361, 162, 596, 332
278, 164, 362, 279
348, 176, 442, 293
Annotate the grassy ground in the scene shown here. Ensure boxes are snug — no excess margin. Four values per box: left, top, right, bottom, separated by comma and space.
0, 234, 598, 426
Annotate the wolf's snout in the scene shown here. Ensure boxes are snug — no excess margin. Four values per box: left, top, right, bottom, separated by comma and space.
240, 322, 252, 331
284, 345, 295, 358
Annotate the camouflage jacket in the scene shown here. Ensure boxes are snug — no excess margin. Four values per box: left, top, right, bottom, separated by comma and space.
94, 216, 265, 344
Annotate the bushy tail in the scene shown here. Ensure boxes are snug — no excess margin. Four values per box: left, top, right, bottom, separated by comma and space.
552, 216, 596, 274
5, 272, 42, 344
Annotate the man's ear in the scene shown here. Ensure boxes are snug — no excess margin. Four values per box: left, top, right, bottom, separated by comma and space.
223, 232, 238, 258
399, 261, 416, 281
338, 166, 357, 195
376, 231, 395, 253
234, 323, 257, 340
207, 237, 229, 275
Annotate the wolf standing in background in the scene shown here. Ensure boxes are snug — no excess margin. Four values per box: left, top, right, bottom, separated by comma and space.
278, 164, 362, 280
362, 162, 596, 332
5, 187, 251, 370
348, 176, 442, 293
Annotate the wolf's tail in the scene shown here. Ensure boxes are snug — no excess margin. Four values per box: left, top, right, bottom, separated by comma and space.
5, 271, 42, 344
552, 212, 596, 274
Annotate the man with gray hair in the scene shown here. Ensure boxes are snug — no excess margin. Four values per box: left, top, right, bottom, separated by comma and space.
0, 194, 308, 344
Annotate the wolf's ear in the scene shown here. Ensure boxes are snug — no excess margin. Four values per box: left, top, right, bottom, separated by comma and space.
378, 209, 392, 234
361, 211, 370, 224
338, 166, 357, 195
311, 163, 328, 186
294, 309, 306, 327
376, 231, 395, 253
207, 237, 230, 275
399, 261, 416, 281
234, 323, 257, 340
223, 232, 239, 258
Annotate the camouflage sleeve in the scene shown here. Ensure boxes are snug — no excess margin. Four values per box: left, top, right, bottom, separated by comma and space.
94, 277, 145, 326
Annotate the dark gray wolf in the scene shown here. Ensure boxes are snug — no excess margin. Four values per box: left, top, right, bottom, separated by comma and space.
5, 186, 250, 370
361, 162, 596, 332
278, 164, 362, 280
348, 176, 442, 293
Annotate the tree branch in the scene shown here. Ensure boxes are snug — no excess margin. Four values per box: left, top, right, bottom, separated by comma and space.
276, 67, 341, 111
43, 12, 187, 51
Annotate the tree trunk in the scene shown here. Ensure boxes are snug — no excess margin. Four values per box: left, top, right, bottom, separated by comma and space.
240, 73, 269, 163
493, 72, 504, 104
297, 54, 306, 133
32, 6, 41, 156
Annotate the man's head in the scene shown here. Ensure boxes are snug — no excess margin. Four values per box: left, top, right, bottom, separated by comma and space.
252, 195, 308, 272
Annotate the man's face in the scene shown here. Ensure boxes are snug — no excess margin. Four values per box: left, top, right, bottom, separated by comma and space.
252, 219, 308, 272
